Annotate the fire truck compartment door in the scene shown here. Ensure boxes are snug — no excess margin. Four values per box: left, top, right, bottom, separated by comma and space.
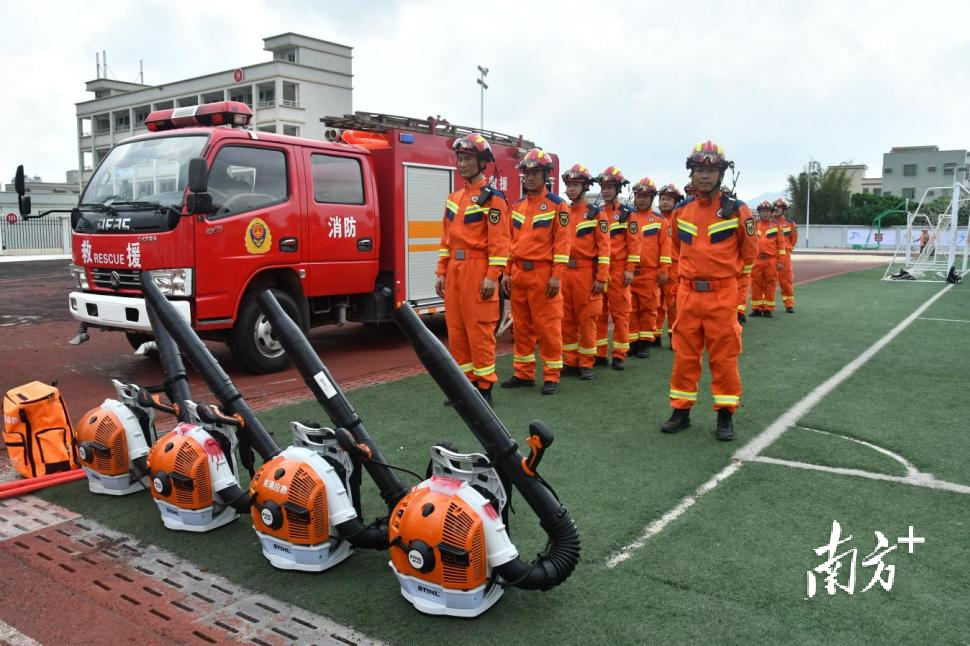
405, 165, 452, 304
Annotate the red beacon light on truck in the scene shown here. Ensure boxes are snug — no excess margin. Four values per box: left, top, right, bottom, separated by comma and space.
144, 101, 253, 132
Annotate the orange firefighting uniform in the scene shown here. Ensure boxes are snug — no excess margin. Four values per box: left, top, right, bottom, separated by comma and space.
509, 191, 571, 383
669, 193, 757, 412
751, 219, 785, 312
778, 216, 797, 308
630, 210, 671, 344
562, 199, 611, 369
657, 209, 679, 337
736, 260, 752, 315
436, 177, 510, 390
596, 201, 642, 359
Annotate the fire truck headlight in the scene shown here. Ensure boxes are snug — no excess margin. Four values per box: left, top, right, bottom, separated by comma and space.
151, 268, 193, 297
69, 264, 89, 290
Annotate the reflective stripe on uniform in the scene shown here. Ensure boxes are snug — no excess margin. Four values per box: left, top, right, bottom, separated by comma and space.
660, 256, 672, 263
489, 256, 508, 266
513, 354, 536, 363
742, 263, 754, 274
613, 341, 630, 350
439, 247, 450, 258
446, 200, 459, 213
554, 254, 570, 264
511, 211, 526, 225
669, 389, 698, 401
544, 359, 564, 369
713, 394, 740, 406
458, 362, 474, 373
596, 338, 609, 347
627, 255, 641, 263
562, 343, 580, 351
578, 346, 597, 355
598, 256, 610, 264
473, 364, 495, 377
676, 219, 699, 236
708, 219, 739, 235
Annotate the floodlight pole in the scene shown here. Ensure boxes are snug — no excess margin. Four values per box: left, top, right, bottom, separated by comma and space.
476, 65, 489, 131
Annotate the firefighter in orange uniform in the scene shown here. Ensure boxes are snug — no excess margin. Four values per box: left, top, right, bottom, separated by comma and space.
661, 141, 757, 441
435, 134, 510, 404
750, 200, 785, 318
774, 197, 797, 313
629, 177, 670, 359
655, 183, 683, 347
595, 167, 640, 370
500, 149, 570, 395
560, 164, 610, 380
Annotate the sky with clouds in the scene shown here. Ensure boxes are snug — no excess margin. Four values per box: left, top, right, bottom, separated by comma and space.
3, 0, 969, 200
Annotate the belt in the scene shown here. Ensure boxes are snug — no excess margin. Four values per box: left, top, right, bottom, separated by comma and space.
567, 258, 594, 269
451, 249, 487, 260
515, 259, 552, 271
758, 253, 772, 260
679, 277, 736, 292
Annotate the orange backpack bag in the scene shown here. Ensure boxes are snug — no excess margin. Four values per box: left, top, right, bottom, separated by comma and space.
3, 381, 78, 477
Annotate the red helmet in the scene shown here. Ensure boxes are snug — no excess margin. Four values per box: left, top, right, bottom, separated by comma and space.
562, 163, 593, 185
757, 200, 774, 213
686, 140, 730, 170
658, 183, 683, 200
518, 148, 554, 172
596, 166, 628, 187
452, 133, 495, 163
632, 177, 657, 195
773, 197, 789, 211
684, 182, 695, 196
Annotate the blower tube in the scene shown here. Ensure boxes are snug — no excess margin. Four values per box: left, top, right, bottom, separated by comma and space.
145, 301, 193, 423
255, 290, 408, 508
391, 303, 580, 591
141, 273, 277, 513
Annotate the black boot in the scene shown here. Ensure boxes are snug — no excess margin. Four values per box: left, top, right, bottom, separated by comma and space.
561, 365, 580, 376
786, 306, 795, 313
652, 337, 662, 348
611, 357, 626, 371
716, 409, 735, 441
541, 380, 559, 395
579, 367, 594, 380
763, 310, 774, 318
750, 310, 761, 317
594, 356, 609, 367
501, 375, 535, 389
661, 409, 691, 433
738, 312, 746, 325
636, 342, 650, 358
480, 385, 493, 406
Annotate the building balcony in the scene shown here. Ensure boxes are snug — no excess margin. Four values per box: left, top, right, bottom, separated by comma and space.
257, 100, 276, 109
280, 99, 300, 108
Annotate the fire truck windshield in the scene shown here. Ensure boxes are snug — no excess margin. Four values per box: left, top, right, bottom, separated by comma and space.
81, 135, 208, 210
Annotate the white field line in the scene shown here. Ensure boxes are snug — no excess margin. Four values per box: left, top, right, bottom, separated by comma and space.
606, 284, 955, 569
918, 317, 970, 324
0, 619, 41, 646
748, 456, 970, 495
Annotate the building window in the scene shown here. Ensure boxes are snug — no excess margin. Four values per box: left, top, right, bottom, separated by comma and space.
177, 96, 198, 107
281, 82, 299, 107
282, 125, 299, 137
207, 145, 288, 218
275, 48, 297, 63
257, 84, 275, 108
863, 188, 869, 194
927, 190, 935, 197
928, 166, 937, 172
884, 167, 893, 174
903, 164, 916, 176
94, 115, 110, 134
201, 91, 224, 104
311, 154, 365, 205
133, 106, 151, 128
114, 113, 131, 131
229, 86, 253, 107
882, 190, 891, 196
944, 163, 956, 175
902, 188, 916, 199
256, 125, 276, 133
874, 188, 882, 196
154, 100, 174, 110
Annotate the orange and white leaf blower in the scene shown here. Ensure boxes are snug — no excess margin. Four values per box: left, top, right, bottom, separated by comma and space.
388, 303, 581, 617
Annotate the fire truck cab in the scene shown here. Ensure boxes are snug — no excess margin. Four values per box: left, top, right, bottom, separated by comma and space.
42, 102, 554, 373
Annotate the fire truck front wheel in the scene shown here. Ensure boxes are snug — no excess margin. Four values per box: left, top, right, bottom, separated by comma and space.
230, 288, 301, 374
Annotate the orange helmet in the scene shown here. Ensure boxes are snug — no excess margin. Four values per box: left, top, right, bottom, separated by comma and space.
596, 166, 628, 187
561, 163, 593, 185
684, 182, 695, 196
686, 140, 730, 170
658, 183, 683, 200
757, 200, 774, 213
632, 177, 657, 195
773, 197, 789, 211
518, 148, 554, 172
452, 133, 495, 163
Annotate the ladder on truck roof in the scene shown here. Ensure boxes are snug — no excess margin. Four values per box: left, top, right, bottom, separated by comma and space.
321, 112, 535, 149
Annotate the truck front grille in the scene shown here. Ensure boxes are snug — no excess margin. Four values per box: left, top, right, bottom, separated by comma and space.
92, 268, 141, 292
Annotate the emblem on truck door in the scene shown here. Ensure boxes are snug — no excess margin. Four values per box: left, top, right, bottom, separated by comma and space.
245, 218, 272, 254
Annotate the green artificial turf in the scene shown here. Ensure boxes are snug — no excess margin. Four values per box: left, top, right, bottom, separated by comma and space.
38, 267, 970, 644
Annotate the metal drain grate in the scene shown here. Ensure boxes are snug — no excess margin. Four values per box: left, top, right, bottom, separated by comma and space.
0, 495, 80, 540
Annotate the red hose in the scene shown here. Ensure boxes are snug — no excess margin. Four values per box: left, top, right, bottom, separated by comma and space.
0, 469, 85, 500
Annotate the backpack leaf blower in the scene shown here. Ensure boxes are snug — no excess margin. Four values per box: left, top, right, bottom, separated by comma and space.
75, 303, 193, 496
389, 303, 581, 617
248, 290, 409, 571
141, 273, 272, 531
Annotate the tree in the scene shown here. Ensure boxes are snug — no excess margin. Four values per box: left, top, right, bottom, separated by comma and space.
847, 193, 908, 226
786, 165, 851, 225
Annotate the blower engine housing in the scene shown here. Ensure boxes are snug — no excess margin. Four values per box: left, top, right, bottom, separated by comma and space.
147, 407, 240, 532
249, 422, 357, 572
76, 380, 156, 495
389, 446, 517, 618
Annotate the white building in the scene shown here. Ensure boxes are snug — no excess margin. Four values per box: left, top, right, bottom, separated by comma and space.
75, 33, 353, 185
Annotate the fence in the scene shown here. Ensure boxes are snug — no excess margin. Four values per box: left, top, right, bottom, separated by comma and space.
0, 216, 71, 255
794, 224, 967, 251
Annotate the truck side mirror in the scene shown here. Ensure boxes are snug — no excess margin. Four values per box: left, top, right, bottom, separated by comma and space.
186, 157, 213, 215
14, 165, 31, 216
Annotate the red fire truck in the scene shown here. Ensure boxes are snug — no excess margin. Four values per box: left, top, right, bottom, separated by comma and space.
15, 102, 556, 373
